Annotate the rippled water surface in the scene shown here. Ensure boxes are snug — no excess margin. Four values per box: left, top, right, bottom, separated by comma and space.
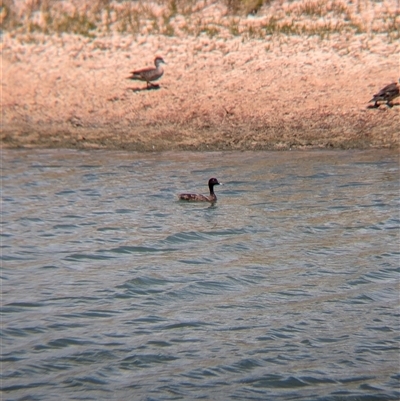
2, 149, 399, 400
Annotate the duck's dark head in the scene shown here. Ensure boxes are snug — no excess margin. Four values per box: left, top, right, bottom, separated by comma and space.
208, 178, 221, 192
209, 178, 221, 186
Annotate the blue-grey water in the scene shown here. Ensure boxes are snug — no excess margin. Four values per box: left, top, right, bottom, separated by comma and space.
2, 149, 399, 401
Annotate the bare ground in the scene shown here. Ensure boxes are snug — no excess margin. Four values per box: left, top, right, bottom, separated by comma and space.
1, 32, 399, 151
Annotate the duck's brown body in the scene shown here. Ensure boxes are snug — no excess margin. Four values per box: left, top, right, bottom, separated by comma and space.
179, 178, 221, 203
369, 80, 399, 108
128, 57, 166, 88
179, 193, 217, 202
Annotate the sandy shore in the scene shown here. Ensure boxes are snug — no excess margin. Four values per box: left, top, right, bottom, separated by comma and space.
1, 29, 399, 151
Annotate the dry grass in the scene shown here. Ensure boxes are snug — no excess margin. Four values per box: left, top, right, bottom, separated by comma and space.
1, 0, 399, 151
1, 0, 399, 41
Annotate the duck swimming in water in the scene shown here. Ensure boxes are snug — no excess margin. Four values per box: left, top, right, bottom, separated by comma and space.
179, 178, 222, 203
368, 79, 399, 108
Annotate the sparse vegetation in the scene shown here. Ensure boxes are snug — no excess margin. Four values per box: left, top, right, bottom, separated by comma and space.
1, 0, 399, 40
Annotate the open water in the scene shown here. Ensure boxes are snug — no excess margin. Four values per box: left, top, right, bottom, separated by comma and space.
2, 149, 399, 400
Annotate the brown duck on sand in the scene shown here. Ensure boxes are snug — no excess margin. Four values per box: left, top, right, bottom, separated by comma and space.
369, 79, 399, 108
127, 56, 166, 89
179, 178, 222, 203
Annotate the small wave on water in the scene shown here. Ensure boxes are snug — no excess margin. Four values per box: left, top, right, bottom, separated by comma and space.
1, 149, 399, 400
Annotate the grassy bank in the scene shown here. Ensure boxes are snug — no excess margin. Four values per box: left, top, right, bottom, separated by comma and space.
2, 0, 399, 41
1, 1, 399, 151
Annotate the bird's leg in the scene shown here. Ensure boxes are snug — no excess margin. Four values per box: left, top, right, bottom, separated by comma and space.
386, 101, 393, 108
148, 82, 160, 89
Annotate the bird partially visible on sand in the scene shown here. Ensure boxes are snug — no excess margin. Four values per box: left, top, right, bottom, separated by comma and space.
368, 79, 399, 108
127, 56, 166, 89
179, 178, 222, 203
